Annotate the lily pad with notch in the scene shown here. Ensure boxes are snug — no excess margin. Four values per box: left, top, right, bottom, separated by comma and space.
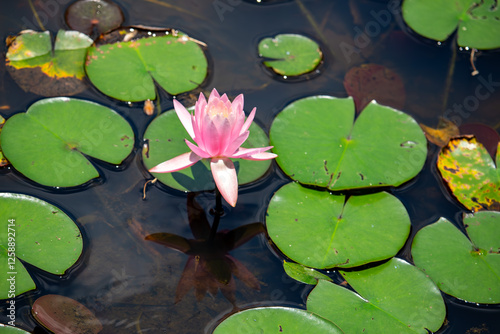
412, 213, 500, 304
0, 193, 83, 299
307, 258, 446, 333
258, 34, 322, 76
266, 182, 411, 269
85, 27, 208, 102
402, 0, 500, 49
5, 29, 93, 96
143, 108, 272, 192
270, 96, 427, 191
0, 97, 135, 188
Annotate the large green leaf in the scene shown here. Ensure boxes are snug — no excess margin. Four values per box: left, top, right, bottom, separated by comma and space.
213, 306, 342, 333
437, 137, 499, 211
6, 30, 93, 96
412, 214, 500, 304
258, 34, 322, 76
143, 109, 272, 192
402, 0, 500, 49
266, 182, 411, 269
0, 193, 83, 299
0, 97, 135, 188
270, 96, 427, 191
307, 258, 446, 333
85, 28, 208, 101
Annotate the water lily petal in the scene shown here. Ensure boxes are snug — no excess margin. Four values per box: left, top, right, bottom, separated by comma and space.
240, 107, 256, 136
185, 140, 211, 159
173, 100, 195, 140
202, 115, 221, 156
211, 158, 238, 207
230, 146, 277, 160
223, 131, 249, 156
149, 151, 202, 173
208, 88, 220, 104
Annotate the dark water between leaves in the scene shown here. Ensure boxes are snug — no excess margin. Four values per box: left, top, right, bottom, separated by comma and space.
0, 0, 499, 333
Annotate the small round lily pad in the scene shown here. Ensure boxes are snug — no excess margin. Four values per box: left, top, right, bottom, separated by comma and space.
65, 0, 124, 36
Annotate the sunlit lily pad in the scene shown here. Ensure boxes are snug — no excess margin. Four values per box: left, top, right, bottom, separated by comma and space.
459, 123, 500, 159
5, 30, 93, 96
258, 34, 322, 76
283, 261, 332, 285
213, 306, 342, 333
266, 182, 411, 269
0, 193, 83, 299
344, 64, 406, 114
0, 325, 30, 333
270, 96, 427, 190
0, 97, 134, 188
143, 108, 272, 192
32, 294, 102, 333
412, 214, 500, 304
437, 136, 499, 211
402, 0, 500, 49
85, 27, 208, 101
65, 0, 124, 36
307, 258, 446, 333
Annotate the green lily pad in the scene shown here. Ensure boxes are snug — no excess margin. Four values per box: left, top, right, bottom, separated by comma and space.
6, 30, 93, 96
258, 34, 322, 76
213, 306, 342, 333
266, 182, 411, 269
402, 0, 500, 50
0, 325, 31, 333
270, 96, 427, 191
85, 27, 208, 101
283, 261, 332, 285
0, 97, 135, 188
0, 193, 83, 299
412, 214, 500, 304
65, 0, 124, 36
0, 115, 8, 167
307, 258, 446, 333
437, 136, 499, 211
143, 108, 272, 192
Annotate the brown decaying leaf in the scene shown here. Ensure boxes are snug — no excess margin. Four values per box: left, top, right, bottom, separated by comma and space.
420, 117, 460, 147
344, 63, 406, 114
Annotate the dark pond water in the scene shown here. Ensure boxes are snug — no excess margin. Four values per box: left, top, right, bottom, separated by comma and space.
1, 0, 499, 333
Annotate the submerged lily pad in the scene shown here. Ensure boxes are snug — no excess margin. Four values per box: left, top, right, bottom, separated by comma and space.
213, 306, 342, 333
266, 182, 411, 269
32, 294, 102, 333
307, 258, 446, 333
85, 27, 208, 101
143, 108, 272, 192
5, 30, 93, 96
258, 34, 322, 76
412, 214, 500, 304
344, 64, 406, 114
65, 0, 124, 36
402, 0, 500, 49
0, 193, 83, 299
283, 261, 332, 285
0, 97, 134, 188
437, 136, 499, 211
270, 96, 427, 190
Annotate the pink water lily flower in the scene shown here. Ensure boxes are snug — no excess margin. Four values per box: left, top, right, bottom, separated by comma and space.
149, 89, 277, 207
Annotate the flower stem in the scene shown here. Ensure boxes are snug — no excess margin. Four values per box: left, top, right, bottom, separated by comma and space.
209, 188, 223, 241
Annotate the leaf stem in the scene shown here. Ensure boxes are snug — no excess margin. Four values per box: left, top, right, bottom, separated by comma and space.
28, 0, 46, 31
441, 35, 458, 114
209, 188, 223, 242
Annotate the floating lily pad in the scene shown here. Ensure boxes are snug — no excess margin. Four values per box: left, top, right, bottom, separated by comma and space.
32, 294, 102, 333
344, 64, 406, 114
85, 27, 208, 101
0, 97, 134, 188
459, 123, 500, 159
307, 258, 446, 333
5, 30, 93, 96
402, 0, 500, 49
412, 214, 500, 304
270, 96, 427, 190
437, 136, 499, 211
143, 108, 272, 192
0, 325, 30, 333
213, 306, 342, 333
0, 193, 83, 299
283, 261, 332, 285
258, 34, 322, 76
266, 182, 411, 269
0, 115, 8, 167
65, 0, 124, 36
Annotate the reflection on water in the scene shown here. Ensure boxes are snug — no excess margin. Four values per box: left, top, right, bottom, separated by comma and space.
0, 0, 499, 333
